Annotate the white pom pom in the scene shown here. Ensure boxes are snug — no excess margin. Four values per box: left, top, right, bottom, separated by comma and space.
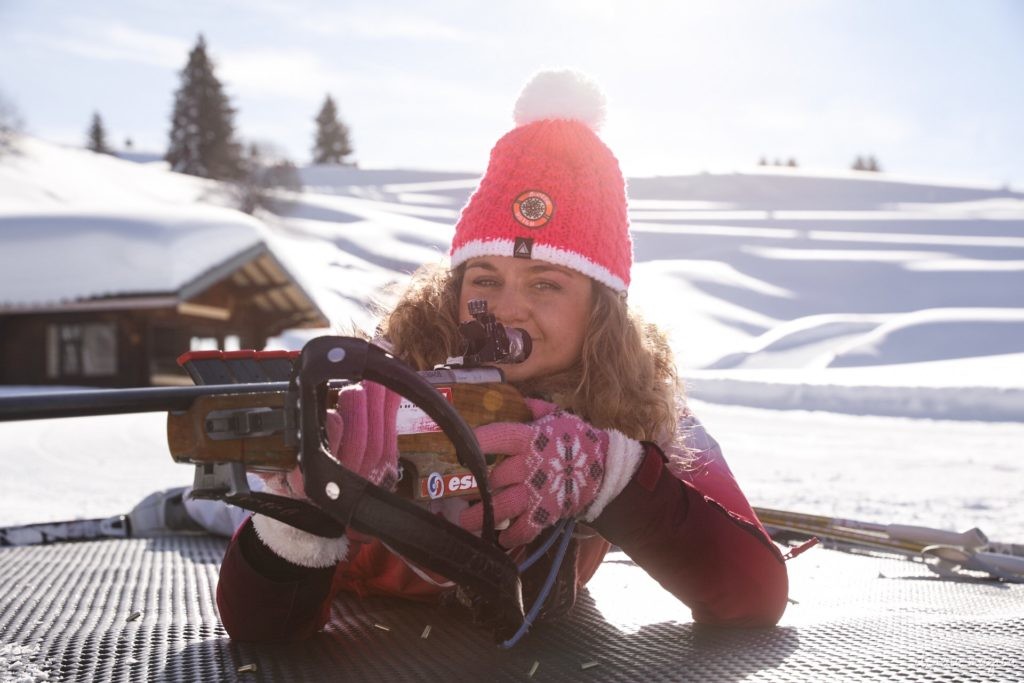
513, 69, 607, 131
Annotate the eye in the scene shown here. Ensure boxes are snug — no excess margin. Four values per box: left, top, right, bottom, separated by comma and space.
533, 280, 562, 291
470, 276, 500, 288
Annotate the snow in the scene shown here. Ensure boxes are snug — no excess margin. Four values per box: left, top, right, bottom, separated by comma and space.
0, 208, 265, 307
0, 138, 273, 308
1, 137, 1023, 543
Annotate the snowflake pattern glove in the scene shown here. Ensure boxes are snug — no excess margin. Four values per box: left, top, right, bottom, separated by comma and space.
459, 401, 644, 548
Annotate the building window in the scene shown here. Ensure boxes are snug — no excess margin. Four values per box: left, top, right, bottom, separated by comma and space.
46, 322, 118, 378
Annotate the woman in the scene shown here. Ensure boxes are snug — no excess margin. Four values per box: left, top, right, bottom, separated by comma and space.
216, 70, 788, 641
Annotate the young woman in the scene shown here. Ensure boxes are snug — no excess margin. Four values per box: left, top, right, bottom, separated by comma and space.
216, 70, 788, 641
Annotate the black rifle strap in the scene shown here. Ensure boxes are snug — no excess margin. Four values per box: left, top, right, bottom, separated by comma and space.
187, 489, 346, 538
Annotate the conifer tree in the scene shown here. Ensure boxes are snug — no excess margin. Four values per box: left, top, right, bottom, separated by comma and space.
87, 112, 111, 154
165, 35, 242, 179
312, 94, 354, 164
852, 156, 865, 171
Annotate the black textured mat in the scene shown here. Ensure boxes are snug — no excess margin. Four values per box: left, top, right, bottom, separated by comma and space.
1, 535, 1022, 681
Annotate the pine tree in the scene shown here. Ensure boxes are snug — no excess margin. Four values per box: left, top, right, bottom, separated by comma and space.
87, 112, 111, 154
852, 156, 865, 171
312, 95, 354, 165
866, 155, 881, 172
165, 35, 242, 179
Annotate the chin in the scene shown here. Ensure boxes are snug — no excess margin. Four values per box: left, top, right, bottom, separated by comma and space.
496, 361, 538, 384
499, 365, 527, 383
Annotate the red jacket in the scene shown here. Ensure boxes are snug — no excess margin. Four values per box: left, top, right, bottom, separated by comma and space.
217, 418, 788, 640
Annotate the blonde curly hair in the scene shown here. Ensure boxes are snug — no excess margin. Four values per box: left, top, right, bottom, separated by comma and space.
376, 262, 682, 446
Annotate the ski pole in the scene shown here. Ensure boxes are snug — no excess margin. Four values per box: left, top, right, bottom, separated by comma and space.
756, 507, 1023, 581
755, 507, 988, 550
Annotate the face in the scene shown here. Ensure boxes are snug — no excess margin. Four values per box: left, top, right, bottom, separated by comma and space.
458, 256, 594, 384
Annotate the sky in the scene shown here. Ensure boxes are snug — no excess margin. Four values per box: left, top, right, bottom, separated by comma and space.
1, 0, 1023, 185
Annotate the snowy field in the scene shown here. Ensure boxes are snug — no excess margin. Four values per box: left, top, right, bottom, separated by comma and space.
1, 139, 1022, 543
2, 401, 1022, 544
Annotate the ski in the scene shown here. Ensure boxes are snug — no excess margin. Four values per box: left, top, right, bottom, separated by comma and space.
0, 515, 130, 547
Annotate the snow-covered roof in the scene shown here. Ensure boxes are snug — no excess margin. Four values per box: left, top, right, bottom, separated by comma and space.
0, 206, 267, 310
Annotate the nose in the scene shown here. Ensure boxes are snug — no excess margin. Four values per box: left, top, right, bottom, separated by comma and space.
487, 286, 529, 326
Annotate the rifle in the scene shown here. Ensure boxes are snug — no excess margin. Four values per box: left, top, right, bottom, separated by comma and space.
0, 301, 539, 642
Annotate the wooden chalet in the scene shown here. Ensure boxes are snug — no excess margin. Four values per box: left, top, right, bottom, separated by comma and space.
0, 212, 329, 388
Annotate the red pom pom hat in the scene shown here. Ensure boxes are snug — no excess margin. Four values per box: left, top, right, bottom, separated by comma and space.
450, 70, 633, 294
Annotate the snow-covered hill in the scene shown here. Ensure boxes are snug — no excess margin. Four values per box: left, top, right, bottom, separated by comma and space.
2, 137, 1023, 539
282, 154, 1024, 420
3, 137, 1023, 419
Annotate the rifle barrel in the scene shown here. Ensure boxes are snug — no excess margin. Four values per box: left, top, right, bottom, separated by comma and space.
0, 383, 290, 421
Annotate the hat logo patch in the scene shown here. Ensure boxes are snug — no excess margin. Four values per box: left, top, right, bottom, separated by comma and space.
513, 237, 534, 259
513, 190, 554, 228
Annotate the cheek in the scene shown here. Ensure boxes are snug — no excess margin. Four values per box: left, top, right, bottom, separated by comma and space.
538, 292, 591, 361
564, 307, 590, 357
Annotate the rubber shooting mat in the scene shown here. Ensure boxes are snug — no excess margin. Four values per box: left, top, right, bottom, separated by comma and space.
1, 535, 1021, 682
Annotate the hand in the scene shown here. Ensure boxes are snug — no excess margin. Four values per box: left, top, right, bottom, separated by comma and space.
326, 380, 402, 490
459, 400, 611, 548
258, 380, 402, 499
251, 380, 401, 568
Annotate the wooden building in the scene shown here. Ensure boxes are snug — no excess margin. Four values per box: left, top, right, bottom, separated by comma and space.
0, 210, 329, 387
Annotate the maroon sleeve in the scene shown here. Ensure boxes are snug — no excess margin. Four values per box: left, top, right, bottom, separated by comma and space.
216, 517, 336, 641
590, 443, 789, 627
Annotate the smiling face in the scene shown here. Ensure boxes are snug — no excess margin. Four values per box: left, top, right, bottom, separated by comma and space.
458, 256, 594, 384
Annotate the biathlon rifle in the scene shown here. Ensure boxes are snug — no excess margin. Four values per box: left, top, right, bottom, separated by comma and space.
0, 300, 538, 641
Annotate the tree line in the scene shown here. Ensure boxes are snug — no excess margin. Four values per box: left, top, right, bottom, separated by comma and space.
759, 155, 883, 172
84, 35, 353, 213
2, 36, 893, 198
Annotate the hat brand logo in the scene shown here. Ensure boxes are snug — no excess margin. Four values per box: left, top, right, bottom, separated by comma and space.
513, 237, 534, 259
512, 190, 554, 228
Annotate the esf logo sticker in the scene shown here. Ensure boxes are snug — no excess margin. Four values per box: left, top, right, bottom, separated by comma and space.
425, 472, 479, 499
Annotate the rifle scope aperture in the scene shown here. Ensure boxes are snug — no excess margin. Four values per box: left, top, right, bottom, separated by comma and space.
459, 299, 532, 366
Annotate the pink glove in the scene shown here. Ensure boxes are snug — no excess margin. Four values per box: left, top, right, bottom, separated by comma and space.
260, 380, 401, 497
326, 380, 402, 490
459, 400, 612, 548
252, 381, 401, 568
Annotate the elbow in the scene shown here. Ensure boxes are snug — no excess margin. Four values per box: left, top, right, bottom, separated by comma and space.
216, 582, 323, 642
216, 582, 279, 642
694, 559, 790, 628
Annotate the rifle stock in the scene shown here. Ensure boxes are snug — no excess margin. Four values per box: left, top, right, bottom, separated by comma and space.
165, 379, 533, 501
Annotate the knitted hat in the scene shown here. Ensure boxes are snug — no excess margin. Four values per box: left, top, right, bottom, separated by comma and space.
450, 69, 632, 293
